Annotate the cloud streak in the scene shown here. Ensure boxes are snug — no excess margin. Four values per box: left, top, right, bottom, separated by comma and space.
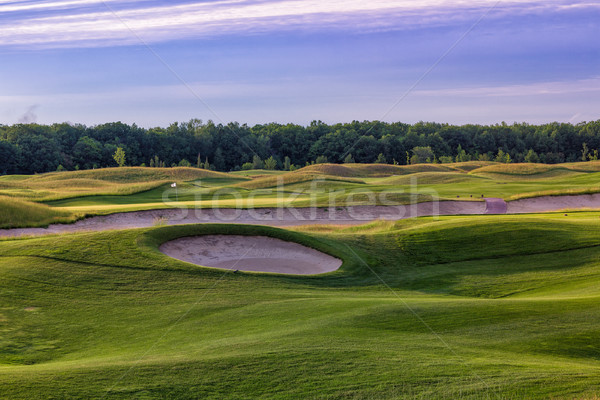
413, 77, 600, 98
1, 0, 597, 48
3, 77, 597, 108
2, 76, 598, 126
0, 0, 132, 13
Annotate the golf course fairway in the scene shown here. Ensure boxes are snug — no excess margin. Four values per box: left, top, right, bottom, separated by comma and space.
1, 216, 600, 399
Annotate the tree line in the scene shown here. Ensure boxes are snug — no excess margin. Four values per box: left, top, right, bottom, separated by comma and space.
1, 119, 600, 174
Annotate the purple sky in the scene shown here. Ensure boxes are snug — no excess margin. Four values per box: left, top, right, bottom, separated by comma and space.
0, 0, 599, 127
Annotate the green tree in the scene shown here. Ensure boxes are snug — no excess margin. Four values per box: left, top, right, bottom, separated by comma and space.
252, 154, 264, 169
197, 153, 202, 168
283, 156, 291, 171
178, 159, 191, 167
242, 162, 253, 170
213, 147, 225, 171
113, 147, 126, 167
315, 155, 328, 164
343, 154, 355, 163
353, 135, 381, 163
455, 145, 471, 162
375, 153, 387, 164
495, 149, 511, 163
478, 153, 491, 161
0, 141, 19, 174
524, 149, 540, 163
582, 143, 590, 161
411, 146, 434, 164
73, 136, 102, 170
495, 149, 505, 163
4, 118, 600, 176
264, 156, 277, 170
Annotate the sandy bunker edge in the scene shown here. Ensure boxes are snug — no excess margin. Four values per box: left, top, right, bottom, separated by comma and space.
159, 235, 342, 275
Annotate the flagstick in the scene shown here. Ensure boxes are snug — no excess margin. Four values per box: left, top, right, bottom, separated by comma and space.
171, 182, 178, 202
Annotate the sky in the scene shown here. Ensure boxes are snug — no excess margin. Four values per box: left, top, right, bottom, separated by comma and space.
0, 0, 599, 127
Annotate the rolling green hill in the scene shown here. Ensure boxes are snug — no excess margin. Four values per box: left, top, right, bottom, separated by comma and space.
1, 216, 600, 398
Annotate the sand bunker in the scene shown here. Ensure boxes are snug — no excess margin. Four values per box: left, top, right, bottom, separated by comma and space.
3, 194, 600, 238
508, 193, 600, 213
160, 235, 342, 275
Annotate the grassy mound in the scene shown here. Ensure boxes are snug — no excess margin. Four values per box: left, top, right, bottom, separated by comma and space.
0, 167, 244, 202
470, 163, 587, 179
298, 163, 456, 177
561, 160, 600, 172
295, 164, 364, 177
0, 196, 77, 228
378, 171, 486, 185
234, 171, 364, 190
33, 167, 234, 182
448, 161, 496, 172
230, 169, 288, 178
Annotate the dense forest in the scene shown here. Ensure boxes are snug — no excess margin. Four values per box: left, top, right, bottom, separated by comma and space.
1, 119, 600, 174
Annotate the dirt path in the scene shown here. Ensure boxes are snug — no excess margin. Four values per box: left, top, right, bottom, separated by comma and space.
2, 194, 600, 238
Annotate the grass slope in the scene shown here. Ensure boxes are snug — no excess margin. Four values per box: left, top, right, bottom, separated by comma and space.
233, 172, 365, 190
299, 163, 458, 177
0, 196, 78, 228
1, 216, 600, 398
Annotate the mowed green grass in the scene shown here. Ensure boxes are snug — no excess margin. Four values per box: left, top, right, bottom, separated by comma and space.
2, 216, 600, 398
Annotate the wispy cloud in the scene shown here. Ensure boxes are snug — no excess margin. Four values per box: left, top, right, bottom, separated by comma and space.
412, 77, 600, 98
0, 0, 597, 48
3, 76, 598, 111
1, 75, 597, 126
0, 0, 131, 13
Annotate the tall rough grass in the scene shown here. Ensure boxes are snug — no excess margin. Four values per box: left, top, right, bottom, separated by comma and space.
0, 196, 78, 228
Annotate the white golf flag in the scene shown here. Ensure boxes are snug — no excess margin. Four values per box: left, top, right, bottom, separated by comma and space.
171, 183, 177, 188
